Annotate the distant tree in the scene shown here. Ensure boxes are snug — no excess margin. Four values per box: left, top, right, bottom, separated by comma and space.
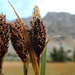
65, 49, 72, 61
74, 49, 75, 61
50, 47, 57, 62
50, 46, 67, 62
57, 46, 66, 62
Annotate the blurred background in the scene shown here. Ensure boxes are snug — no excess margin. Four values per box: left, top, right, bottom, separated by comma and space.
1, 0, 75, 75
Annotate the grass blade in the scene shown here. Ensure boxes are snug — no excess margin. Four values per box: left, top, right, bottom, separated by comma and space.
40, 47, 47, 75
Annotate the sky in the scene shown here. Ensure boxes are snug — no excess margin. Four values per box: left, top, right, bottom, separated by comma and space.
0, 0, 75, 21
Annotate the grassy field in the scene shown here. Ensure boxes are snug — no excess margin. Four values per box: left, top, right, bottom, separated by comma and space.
3, 62, 75, 75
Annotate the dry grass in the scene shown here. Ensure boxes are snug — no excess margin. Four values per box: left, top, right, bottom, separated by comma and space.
2, 62, 75, 75
46, 62, 75, 75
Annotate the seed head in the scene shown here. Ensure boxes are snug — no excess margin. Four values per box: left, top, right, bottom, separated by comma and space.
0, 14, 9, 57
10, 19, 29, 62
31, 6, 47, 59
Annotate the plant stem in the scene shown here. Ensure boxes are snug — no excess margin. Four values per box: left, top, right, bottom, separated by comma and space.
0, 57, 4, 75
40, 48, 47, 75
23, 62, 28, 75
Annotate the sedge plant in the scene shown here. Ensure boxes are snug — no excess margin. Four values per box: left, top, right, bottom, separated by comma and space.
30, 6, 48, 75
40, 47, 47, 75
8, 1, 51, 75
0, 1, 61, 75
8, 1, 61, 75
9, 1, 39, 75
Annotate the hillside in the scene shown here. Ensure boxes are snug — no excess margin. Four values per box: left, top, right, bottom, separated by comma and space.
43, 12, 75, 38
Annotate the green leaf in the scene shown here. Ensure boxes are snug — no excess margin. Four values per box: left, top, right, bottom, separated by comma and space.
40, 47, 47, 75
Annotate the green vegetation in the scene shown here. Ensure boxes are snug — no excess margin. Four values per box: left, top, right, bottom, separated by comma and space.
50, 46, 67, 62
57, 46, 67, 62
40, 48, 47, 75
50, 46, 75, 62
73, 49, 75, 61
50, 47, 58, 62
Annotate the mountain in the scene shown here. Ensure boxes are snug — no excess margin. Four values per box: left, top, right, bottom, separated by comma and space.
43, 12, 75, 51
43, 12, 75, 38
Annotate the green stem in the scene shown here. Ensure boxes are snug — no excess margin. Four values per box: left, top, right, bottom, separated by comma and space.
40, 48, 47, 75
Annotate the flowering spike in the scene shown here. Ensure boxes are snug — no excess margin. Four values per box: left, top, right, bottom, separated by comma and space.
31, 6, 47, 59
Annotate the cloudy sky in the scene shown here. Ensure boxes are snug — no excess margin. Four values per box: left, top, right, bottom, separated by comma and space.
0, 0, 75, 21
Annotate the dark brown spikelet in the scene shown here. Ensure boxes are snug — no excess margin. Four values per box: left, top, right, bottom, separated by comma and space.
0, 14, 9, 57
10, 19, 29, 63
31, 6, 47, 59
